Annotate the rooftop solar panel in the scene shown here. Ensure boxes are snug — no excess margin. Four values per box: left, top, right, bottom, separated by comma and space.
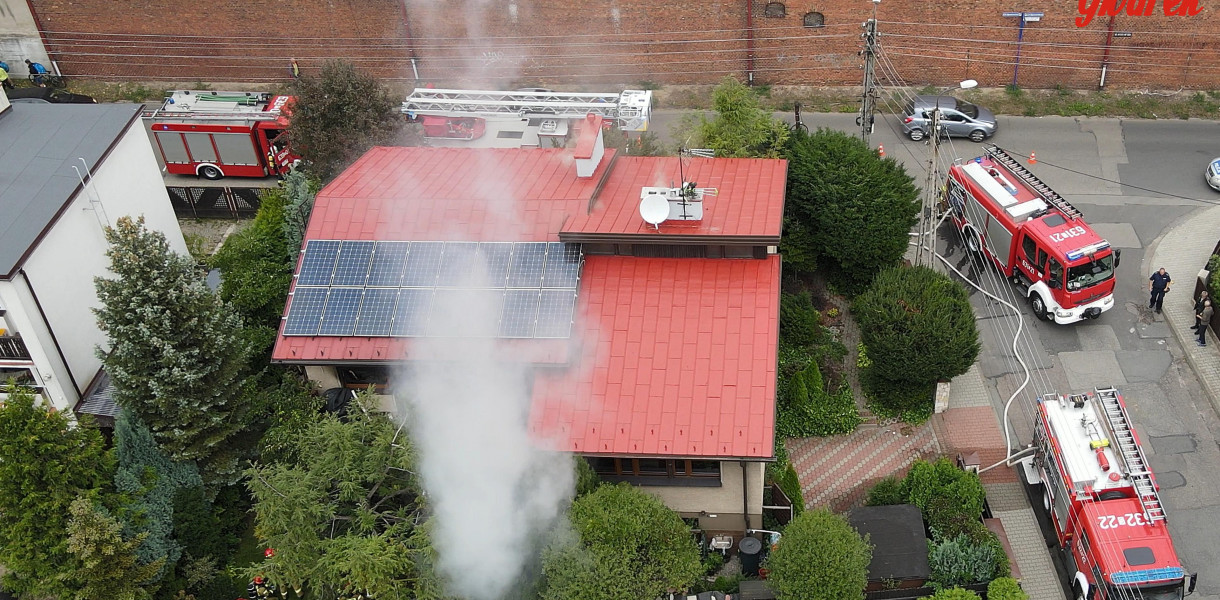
297, 240, 341, 286
318, 288, 363, 335
284, 240, 582, 339
282, 286, 328, 336
331, 241, 374, 286
367, 242, 410, 287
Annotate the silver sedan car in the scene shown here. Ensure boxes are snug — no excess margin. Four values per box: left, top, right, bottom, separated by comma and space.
902, 95, 998, 143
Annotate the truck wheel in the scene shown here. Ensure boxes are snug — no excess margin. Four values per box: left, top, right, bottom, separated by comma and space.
1030, 294, 1050, 321
963, 227, 982, 254
199, 165, 223, 180
969, 129, 987, 142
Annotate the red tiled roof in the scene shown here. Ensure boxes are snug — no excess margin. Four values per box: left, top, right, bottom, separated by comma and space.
529, 256, 779, 459
560, 157, 787, 241
307, 146, 613, 242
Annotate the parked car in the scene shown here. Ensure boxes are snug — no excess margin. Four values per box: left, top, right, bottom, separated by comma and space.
1206, 157, 1220, 191
6, 87, 97, 104
902, 95, 997, 142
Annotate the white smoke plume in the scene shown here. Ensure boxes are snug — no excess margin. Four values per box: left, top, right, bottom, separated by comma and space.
392, 150, 580, 600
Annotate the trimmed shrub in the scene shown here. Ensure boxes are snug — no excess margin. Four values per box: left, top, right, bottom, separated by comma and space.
904, 459, 986, 526
765, 509, 871, 600
780, 291, 824, 349
987, 577, 1029, 600
929, 588, 981, 600
767, 461, 806, 519
853, 266, 980, 416
777, 361, 861, 437
865, 476, 905, 506
928, 534, 1002, 589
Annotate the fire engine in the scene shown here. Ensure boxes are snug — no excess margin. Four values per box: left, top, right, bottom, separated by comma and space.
144, 90, 299, 180
401, 88, 653, 145
945, 146, 1118, 324
1018, 388, 1197, 600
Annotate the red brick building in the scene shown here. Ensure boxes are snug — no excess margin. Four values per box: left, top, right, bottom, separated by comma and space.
271, 119, 786, 534
24, 0, 1220, 90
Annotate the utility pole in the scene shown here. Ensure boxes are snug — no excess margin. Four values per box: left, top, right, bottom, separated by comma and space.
915, 109, 941, 267
859, 0, 880, 144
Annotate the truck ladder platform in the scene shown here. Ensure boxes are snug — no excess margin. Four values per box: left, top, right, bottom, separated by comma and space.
1095, 387, 1166, 522
985, 145, 1082, 221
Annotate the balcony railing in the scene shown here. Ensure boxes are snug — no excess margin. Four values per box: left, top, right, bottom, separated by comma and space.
0, 336, 31, 361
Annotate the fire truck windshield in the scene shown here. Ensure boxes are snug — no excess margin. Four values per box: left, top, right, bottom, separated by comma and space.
1067, 254, 1115, 290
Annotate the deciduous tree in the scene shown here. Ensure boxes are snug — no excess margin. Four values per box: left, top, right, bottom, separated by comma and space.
541, 483, 702, 600
288, 60, 402, 179
765, 508, 871, 600
782, 128, 919, 291
0, 386, 114, 598
683, 76, 789, 158
95, 216, 250, 481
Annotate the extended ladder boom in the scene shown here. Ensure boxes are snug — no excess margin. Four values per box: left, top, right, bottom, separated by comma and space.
985, 145, 1082, 221
1094, 387, 1165, 522
402, 88, 652, 131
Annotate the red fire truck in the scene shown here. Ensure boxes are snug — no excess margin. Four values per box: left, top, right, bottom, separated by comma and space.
945, 146, 1119, 324
144, 91, 299, 180
1019, 388, 1197, 600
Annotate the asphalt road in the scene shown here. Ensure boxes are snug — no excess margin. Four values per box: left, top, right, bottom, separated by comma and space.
651, 109, 1220, 598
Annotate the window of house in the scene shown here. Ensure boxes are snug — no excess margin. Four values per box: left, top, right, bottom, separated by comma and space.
803, 11, 825, 28
765, 2, 786, 17
0, 367, 40, 390
588, 458, 721, 486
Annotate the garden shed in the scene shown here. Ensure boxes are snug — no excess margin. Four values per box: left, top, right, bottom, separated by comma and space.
848, 504, 930, 591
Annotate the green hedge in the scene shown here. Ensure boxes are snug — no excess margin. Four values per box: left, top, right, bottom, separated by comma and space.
987, 577, 1029, 600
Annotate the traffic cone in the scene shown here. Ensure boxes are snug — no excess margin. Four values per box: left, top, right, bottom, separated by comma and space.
878, 144, 886, 158
1028, 151, 1037, 164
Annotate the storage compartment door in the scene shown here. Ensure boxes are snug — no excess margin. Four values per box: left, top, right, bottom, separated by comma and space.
154, 131, 190, 164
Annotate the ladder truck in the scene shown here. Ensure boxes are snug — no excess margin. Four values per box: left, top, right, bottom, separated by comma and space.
1018, 388, 1197, 600
402, 88, 653, 145
144, 91, 300, 180
944, 146, 1119, 324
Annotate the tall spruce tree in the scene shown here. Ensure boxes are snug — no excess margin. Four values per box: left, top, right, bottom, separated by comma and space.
95, 216, 250, 479
0, 386, 114, 598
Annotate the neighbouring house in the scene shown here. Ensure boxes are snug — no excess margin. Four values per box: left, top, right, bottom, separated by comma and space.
271, 117, 785, 535
0, 89, 188, 421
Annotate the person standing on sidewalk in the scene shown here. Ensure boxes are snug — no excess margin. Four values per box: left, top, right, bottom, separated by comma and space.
1194, 290, 1211, 331
1197, 299, 1213, 346
1149, 267, 1172, 313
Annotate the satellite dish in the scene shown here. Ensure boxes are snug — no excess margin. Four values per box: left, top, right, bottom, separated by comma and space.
639, 194, 669, 229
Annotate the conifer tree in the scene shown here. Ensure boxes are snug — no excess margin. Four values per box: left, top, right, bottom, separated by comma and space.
67, 497, 164, 600
0, 386, 114, 598
95, 216, 250, 479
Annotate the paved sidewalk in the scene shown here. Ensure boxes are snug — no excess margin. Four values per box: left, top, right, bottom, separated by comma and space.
1145, 204, 1220, 417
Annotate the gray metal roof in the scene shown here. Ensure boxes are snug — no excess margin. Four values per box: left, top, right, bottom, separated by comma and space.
77, 369, 118, 419
0, 102, 142, 278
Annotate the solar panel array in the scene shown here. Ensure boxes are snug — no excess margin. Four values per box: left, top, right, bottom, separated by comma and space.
283, 240, 582, 338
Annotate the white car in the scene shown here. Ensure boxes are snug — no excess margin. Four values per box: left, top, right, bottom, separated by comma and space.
1207, 157, 1220, 191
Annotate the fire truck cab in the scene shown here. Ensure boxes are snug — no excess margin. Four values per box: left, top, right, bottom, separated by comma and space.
145, 91, 299, 180
946, 146, 1118, 324
1019, 388, 1197, 600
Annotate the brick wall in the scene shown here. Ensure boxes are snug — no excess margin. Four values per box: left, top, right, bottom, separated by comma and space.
28, 0, 1220, 90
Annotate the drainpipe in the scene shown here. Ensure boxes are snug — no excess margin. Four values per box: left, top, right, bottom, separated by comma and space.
741, 460, 751, 530
399, 0, 421, 82
745, 0, 755, 86
1099, 14, 1116, 89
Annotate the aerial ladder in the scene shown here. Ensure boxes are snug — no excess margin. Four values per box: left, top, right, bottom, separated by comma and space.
402, 88, 653, 131
142, 90, 292, 123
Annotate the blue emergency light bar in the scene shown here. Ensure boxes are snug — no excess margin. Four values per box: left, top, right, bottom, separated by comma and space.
1066, 241, 1111, 262
1110, 566, 1185, 585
